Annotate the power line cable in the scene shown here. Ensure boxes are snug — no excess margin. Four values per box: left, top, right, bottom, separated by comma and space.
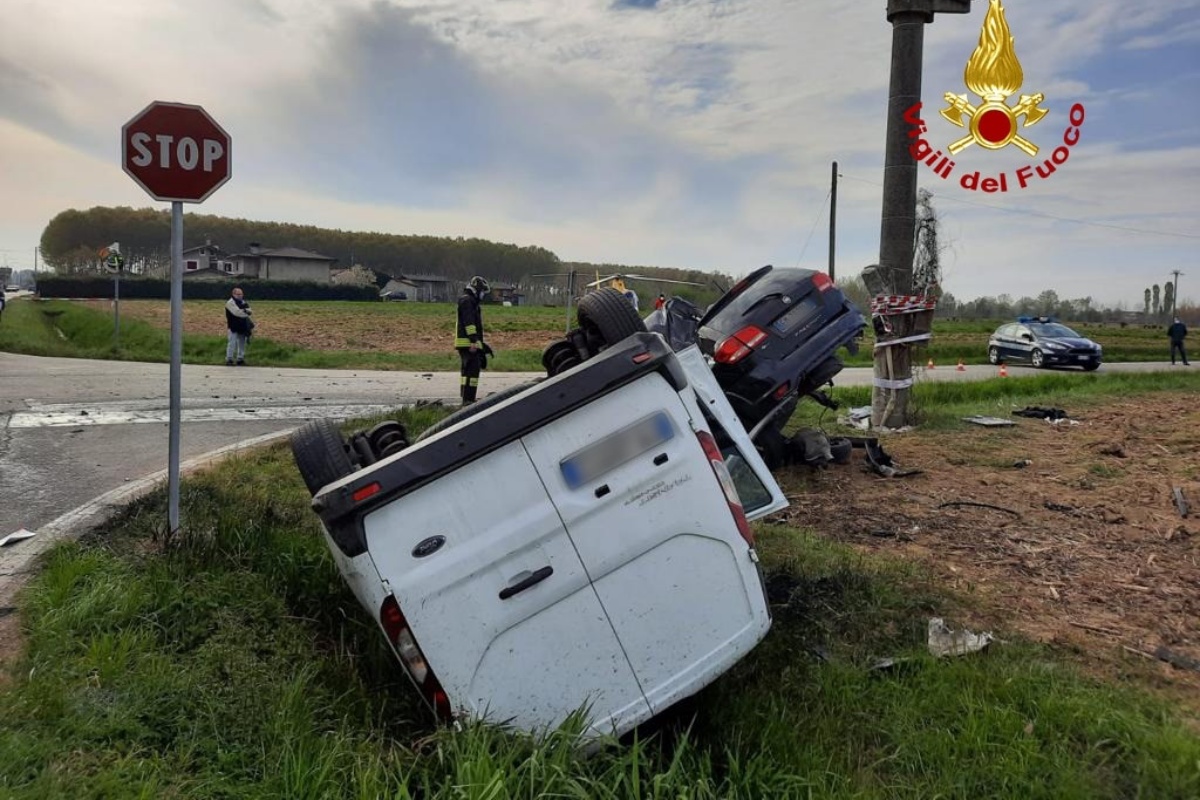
838, 173, 1200, 240
795, 188, 832, 267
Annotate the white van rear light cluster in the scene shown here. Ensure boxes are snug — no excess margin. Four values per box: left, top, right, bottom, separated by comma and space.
380, 595, 452, 719
695, 430, 755, 546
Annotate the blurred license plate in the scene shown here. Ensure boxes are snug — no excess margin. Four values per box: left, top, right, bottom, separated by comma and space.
560, 412, 675, 489
771, 297, 819, 334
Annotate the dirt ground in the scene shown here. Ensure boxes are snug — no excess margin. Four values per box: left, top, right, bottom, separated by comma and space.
773, 391, 1200, 708
80, 300, 558, 354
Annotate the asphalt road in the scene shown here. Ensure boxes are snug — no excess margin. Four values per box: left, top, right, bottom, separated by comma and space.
0, 351, 1184, 538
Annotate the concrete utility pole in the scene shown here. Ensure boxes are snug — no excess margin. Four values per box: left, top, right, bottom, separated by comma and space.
872, 0, 971, 429
828, 161, 838, 282
1170, 269, 1183, 317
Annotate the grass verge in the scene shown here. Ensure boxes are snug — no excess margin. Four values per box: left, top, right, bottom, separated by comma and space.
2, 407, 1197, 797
0, 299, 545, 371
792, 370, 1200, 430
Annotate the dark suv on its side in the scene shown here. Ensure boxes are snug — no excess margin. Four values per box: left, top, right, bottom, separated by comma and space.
988, 317, 1102, 370
695, 265, 866, 431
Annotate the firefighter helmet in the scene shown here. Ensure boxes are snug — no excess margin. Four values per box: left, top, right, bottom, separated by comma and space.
468, 276, 490, 297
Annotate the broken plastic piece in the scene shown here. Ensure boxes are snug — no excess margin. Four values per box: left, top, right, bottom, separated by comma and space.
0, 528, 37, 548
928, 617, 993, 658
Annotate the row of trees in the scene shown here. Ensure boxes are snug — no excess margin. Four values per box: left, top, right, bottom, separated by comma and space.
1143, 283, 1182, 321
37, 206, 723, 295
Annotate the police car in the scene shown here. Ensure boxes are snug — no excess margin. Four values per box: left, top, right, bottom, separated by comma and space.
987, 317, 1102, 370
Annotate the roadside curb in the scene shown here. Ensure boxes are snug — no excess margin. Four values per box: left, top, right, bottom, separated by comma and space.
0, 427, 298, 610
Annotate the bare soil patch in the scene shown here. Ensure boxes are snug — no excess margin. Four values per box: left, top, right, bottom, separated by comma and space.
80, 300, 558, 354
773, 391, 1200, 707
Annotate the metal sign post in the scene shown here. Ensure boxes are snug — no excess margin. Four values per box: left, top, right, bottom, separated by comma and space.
169, 203, 183, 532
106, 252, 125, 349
121, 101, 232, 536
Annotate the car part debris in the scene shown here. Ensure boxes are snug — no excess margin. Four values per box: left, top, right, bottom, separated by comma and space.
1153, 645, 1200, 673
1012, 459, 1032, 468
865, 439, 921, 478
1173, 487, 1190, 518
962, 415, 1016, 427
0, 528, 38, 548
927, 617, 993, 658
1012, 406, 1069, 420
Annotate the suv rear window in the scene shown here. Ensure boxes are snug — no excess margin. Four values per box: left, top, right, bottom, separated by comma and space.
710, 268, 818, 320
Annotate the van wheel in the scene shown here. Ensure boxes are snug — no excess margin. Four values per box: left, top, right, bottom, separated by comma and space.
542, 340, 583, 377
416, 382, 540, 442
291, 419, 355, 495
577, 288, 646, 351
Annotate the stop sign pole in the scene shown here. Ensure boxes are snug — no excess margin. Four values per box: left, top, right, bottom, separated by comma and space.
121, 101, 231, 535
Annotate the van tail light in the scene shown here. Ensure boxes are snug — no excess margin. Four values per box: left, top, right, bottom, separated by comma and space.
713, 325, 768, 365
695, 429, 754, 546
812, 272, 834, 293
380, 595, 452, 720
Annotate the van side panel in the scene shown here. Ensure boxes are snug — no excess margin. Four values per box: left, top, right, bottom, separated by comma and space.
362, 441, 648, 733
521, 375, 771, 712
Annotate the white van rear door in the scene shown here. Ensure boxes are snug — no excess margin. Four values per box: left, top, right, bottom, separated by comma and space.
362, 440, 649, 734
522, 373, 771, 714
673, 345, 788, 519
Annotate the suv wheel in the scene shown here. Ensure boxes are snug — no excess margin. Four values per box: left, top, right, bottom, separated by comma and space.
577, 288, 646, 351
291, 419, 355, 495
1030, 348, 1044, 368
988, 346, 1000, 365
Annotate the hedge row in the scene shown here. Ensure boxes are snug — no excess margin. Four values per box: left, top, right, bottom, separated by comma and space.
34, 277, 379, 302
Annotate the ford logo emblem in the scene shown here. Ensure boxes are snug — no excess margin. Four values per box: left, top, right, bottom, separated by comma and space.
412, 535, 446, 558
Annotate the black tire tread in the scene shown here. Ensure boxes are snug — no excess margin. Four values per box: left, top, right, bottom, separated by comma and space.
291, 419, 355, 495
577, 288, 646, 349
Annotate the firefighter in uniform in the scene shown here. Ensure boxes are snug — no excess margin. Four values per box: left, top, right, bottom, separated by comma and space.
455, 276, 491, 404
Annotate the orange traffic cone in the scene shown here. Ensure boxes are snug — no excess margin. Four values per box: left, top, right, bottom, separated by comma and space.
956, 359, 966, 372
999, 363, 1008, 378
926, 357, 936, 370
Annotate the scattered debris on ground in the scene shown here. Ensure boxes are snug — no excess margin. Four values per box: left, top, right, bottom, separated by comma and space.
927, 617, 994, 658
773, 391, 1200, 707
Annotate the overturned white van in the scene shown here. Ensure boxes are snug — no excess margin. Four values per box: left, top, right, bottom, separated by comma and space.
295, 332, 788, 738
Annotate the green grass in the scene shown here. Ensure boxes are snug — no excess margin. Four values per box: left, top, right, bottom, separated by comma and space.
0, 299, 548, 371
2, 407, 1197, 798
791, 370, 1200, 431
4, 297, 1179, 371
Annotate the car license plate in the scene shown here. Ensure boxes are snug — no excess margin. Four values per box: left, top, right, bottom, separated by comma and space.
771, 297, 820, 335
560, 412, 675, 489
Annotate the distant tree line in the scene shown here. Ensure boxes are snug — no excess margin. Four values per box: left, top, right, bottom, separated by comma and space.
35, 276, 378, 302
38, 206, 728, 303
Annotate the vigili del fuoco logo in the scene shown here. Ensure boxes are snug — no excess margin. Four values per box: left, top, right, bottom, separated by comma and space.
904, 0, 1086, 193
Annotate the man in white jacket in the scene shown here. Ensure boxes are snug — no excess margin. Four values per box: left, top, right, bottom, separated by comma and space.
224, 287, 253, 365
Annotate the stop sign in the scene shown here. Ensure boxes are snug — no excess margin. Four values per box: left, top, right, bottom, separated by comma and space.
122, 101, 231, 203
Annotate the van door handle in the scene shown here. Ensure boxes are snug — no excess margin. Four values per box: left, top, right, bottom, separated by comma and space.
499, 566, 554, 600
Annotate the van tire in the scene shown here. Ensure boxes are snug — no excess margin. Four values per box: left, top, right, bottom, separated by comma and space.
291, 419, 355, 495
416, 382, 540, 442
577, 288, 646, 350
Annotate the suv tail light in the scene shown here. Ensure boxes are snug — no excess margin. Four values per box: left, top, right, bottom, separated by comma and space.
380, 595, 453, 720
713, 325, 768, 365
812, 272, 834, 293
695, 429, 754, 546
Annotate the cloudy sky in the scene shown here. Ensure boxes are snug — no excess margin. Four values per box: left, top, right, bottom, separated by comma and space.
1, 0, 1197, 306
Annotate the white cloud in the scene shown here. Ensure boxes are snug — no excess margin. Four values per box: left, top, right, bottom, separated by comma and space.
0, 0, 1195, 305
